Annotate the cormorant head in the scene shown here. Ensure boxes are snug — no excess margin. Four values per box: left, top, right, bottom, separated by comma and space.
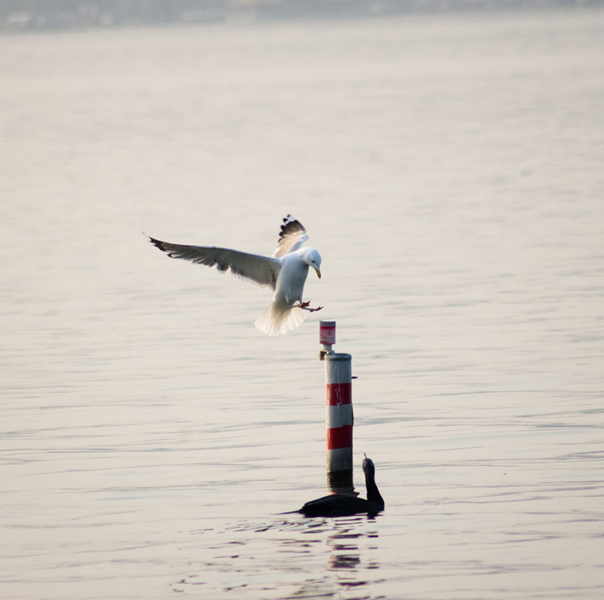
362, 454, 375, 478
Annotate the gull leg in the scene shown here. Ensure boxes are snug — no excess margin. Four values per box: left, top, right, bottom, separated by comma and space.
298, 301, 323, 313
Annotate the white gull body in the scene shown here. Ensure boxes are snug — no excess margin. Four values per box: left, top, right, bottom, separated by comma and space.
147, 215, 322, 336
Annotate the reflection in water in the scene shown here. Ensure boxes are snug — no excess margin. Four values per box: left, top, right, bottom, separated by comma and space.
278, 517, 381, 599
172, 517, 380, 597
327, 520, 380, 591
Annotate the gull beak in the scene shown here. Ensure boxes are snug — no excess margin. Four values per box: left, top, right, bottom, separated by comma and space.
315, 268, 321, 279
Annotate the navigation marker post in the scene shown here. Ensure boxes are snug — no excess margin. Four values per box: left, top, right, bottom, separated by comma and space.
320, 320, 355, 493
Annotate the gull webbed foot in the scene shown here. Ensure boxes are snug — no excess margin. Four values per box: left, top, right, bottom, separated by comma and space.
298, 301, 323, 313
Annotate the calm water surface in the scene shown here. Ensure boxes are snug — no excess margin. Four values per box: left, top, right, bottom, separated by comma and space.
1, 7, 604, 599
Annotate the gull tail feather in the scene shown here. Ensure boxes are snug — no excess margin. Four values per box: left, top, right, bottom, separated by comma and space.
255, 303, 307, 336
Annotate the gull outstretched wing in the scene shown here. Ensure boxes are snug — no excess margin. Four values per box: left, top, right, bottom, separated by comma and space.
147, 236, 281, 289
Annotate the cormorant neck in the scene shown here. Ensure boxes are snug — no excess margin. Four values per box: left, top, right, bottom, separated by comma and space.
365, 474, 384, 508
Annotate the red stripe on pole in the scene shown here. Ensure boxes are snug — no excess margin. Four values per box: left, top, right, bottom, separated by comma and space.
326, 383, 351, 406
327, 425, 353, 450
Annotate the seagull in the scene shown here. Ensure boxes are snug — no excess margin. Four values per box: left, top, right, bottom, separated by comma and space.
147, 215, 323, 336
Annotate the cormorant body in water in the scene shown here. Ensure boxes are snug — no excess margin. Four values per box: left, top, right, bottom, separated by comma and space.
298, 455, 384, 518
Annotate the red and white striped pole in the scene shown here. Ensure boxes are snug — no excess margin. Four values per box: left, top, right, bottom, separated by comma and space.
320, 320, 354, 492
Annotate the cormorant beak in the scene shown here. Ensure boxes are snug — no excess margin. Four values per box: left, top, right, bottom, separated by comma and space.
314, 268, 321, 279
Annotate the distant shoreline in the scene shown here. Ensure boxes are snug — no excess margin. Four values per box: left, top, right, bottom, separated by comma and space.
2, 0, 602, 32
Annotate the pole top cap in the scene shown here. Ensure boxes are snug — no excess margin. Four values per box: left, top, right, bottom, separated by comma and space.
319, 320, 336, 346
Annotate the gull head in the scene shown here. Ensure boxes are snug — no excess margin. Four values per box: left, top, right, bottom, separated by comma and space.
303, 247, 322, 279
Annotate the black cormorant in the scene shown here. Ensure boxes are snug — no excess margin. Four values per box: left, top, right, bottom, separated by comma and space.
298, 455, 384, 518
